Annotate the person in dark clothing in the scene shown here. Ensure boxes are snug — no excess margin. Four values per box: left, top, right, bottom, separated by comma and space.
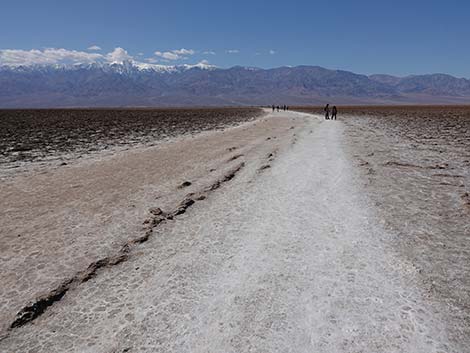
324, 104, 330, 120
276, 105, 280, 112
332, 106, 337, 120
272, 104, 275, 112
286, 106, 289, 111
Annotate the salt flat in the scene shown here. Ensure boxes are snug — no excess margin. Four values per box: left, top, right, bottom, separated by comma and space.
0, 110, 467, 352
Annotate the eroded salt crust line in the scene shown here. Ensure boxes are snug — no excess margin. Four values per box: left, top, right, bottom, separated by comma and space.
7, 162, 246, 333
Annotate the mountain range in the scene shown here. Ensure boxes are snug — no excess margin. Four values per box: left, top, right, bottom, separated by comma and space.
1, 61, 470, 107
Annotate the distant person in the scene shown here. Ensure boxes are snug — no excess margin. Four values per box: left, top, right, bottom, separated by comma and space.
283, 105, 286, 111
286, 106, 289, 111
324, 104, 330, 120
276, 105, 280, 112
332, 106, 337, 120
272, 104, 275, 112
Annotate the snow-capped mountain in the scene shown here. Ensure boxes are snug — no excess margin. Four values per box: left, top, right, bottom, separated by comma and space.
1, 62, 469, 107
0, 60, 217, 74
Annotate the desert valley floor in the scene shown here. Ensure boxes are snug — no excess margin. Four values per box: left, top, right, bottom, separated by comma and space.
0, 107, 469, 352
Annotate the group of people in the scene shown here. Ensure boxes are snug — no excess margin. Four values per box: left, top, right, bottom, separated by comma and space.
323, 104, 337, 120
270, 103, 337, 120
272, 105, 289, 112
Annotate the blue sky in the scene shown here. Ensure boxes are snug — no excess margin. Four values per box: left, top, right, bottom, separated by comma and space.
1, 0, 469, 77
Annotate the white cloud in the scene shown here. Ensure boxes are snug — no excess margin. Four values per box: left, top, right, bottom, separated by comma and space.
0, 48, 104, 66
154, 51, 179, 61
269, 49, 276, 55
226, 49, 239, 54
173, 48, 195, 55
203, 50, 216, 55
87, 45, 101, 51
145, 57, 159, 63
0, 47, 137, 66
0, 47, 207, 67
106, 47, 133, 63
154, 48, 196, 61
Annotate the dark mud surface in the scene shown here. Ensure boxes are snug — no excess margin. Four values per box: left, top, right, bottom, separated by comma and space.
0, 108, 263, 168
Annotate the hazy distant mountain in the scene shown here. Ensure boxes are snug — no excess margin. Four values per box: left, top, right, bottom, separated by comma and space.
1, 61, 469, 107
368, 74, 402, 86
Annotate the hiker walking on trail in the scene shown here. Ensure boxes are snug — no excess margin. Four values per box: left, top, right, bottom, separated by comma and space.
324, 104, 330, 120
332, 106, 337, 120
